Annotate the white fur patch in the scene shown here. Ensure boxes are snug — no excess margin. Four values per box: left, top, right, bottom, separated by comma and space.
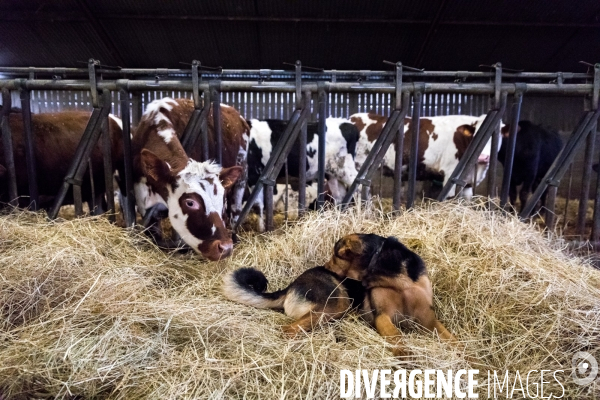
158, 127, 175, 144
108, 114, 123, 130
249, 119, 273, 167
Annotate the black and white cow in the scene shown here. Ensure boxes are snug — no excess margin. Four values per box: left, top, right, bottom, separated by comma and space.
350, 113, 503, 199
247, 118, 359, 230
498, 120, 562, 212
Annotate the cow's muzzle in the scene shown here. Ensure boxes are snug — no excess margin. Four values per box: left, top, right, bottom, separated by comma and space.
202, 239, 234, 261
477, 154, 490, 164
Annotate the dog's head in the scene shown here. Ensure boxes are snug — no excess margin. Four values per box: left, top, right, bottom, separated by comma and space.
324, 233, 426, 282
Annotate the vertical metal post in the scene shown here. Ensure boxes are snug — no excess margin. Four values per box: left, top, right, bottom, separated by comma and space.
392, 62, 404, 210
201, 89, 210, 162
119, 85, 136, 227
590, 64, 600, 241
265, 185, 274, 231
1, 88, 18, 206
316, 83, 327, 209
100, 93, 115, 221
19, 86, 38, 210
487, 63, 502, 198
500, 88, 524, 207
131, 92, 142, 127
579, 65, 600, 237
545, 186, 558, 231
210, 81, 222, 164
407, 87, 423, 209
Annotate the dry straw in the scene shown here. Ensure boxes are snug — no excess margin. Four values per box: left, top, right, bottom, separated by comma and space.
0, 200, 599, 399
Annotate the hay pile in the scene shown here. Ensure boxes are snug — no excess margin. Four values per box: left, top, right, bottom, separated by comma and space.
0, 201, 599, 399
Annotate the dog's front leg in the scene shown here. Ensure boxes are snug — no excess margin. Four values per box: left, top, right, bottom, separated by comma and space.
369, 288, 408, 357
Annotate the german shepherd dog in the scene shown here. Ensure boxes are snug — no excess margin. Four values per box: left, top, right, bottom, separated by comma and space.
324, 233, 457, 356
222, 266, 365, 336
223, 233, 457, 356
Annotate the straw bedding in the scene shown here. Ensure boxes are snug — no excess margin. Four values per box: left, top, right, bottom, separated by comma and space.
0, 201, 599, 399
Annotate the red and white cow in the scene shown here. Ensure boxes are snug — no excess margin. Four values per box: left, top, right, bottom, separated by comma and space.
131, 98, 248, 260
350, 113, 503, 199
0, 110, 124, 210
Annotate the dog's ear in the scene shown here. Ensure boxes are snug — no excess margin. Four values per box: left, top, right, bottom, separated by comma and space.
338, 234, 363, 258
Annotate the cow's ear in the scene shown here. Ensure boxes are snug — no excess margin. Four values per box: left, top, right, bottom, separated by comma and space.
457, 125, 475, 137
141, 149, 171, 183
219, 166, 242, 192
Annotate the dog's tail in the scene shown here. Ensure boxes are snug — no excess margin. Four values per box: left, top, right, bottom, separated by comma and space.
222, 267, 287, 309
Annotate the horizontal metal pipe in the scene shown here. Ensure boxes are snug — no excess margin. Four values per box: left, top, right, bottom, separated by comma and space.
0, 67, 592, 81
0, 79, 595, 96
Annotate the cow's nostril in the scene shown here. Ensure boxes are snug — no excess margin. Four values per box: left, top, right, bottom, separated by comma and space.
218, 242, 233, 256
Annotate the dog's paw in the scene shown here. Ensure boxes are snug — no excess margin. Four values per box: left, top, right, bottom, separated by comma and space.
282, 324, 299, 338
391, 346, 411, 358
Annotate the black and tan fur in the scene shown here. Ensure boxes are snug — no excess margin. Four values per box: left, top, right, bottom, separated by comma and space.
222, 266, 365, 336
324, 233, 457, 356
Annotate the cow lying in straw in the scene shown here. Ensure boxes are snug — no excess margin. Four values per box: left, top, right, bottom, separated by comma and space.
223, 233, 457, 357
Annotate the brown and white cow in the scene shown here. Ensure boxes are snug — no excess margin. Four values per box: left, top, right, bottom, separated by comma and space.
350, 113, 503, 199
131, 98, 248, 261
0, 110, 123, 210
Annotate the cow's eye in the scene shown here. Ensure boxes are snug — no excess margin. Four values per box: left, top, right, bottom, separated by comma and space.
185, 199, 199, 209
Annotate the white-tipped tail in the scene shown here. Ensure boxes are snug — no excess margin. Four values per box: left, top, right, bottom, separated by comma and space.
222, 271, 286, 309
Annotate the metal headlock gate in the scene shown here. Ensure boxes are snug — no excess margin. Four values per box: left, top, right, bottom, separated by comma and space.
0, 60, 599, 241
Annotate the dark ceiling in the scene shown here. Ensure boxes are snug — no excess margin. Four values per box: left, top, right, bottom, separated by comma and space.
1, 0, 599, 73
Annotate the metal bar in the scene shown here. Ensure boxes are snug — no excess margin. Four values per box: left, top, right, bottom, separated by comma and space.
578, 64, 600, 237
131, 92, 142, 127
100, 99, 115, 221
456, 94, 507, 197
486, 63, 503, 198
265, 185, 274, 231
437, 105, 505, 200
234, 107, 308, 231
500, 90, 524, 207
19, 87, 39, 210
210, 81, 223, 164
341, 91, 410, 207
298, 118, 307, 216
48, 93, 112, 219
200, 89, 210, 162
519, 109, 600, 219
0, 66, 593, 81
0, 80, 598, 96
407, 89, 423, 208
577, 118, 597, 236
316, 84, 327, 209
545, 186, 558, 230
119, 87, 135, 227
1, 88, 18, 206
392, 62, 404, 210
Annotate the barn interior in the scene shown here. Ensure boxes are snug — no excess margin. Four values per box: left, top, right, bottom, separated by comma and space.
1, 1, 600, 399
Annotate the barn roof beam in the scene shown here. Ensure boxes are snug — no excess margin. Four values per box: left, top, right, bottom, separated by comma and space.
414, 0, 449, 68
72, 0, 125, 67
2, 12, 600, 28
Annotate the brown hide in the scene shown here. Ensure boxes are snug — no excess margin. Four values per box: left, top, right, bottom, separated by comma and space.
0, 111, 123, 208
132, 99, 248, 175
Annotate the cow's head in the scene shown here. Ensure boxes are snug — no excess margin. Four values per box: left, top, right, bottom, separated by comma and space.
141, 149, 242, 261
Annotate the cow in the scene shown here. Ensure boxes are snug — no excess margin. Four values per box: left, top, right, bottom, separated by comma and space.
246, 117, 359, 230
0, 110, 124, 211
497, 120, 562, 212
349, 113, 503, 199
130, 98, 248, 261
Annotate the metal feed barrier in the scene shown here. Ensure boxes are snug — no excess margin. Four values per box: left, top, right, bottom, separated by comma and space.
0, 61, 599, 243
